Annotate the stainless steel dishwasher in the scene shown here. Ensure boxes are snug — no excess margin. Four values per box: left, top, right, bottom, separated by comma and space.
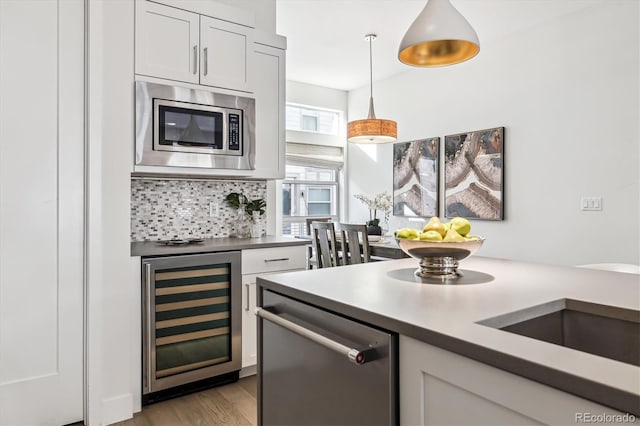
257, 289, 398, 426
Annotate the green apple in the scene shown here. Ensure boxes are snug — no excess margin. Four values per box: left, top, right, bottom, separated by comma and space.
419, 230, 443, 241
449, 217, 471, 236
422, 216, 446, 237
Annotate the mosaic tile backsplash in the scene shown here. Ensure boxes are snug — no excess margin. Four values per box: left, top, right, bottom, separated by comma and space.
131, 178, 267, 241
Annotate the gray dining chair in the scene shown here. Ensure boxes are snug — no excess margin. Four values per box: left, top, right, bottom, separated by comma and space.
311, 221, 340, 268
305, 217, 331, 269
339, 223, 371, 265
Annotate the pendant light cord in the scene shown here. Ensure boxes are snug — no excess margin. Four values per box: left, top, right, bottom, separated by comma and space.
366, 34, 377, 120
369, 36, 373, 100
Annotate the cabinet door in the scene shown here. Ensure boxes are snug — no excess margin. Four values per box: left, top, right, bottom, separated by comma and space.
242, 245, 307, 368
135, 1, 199, 84
241, 274, 258, 368
400, 336, 628, 425
200, 16, 252, 92
251, 43, 285, 179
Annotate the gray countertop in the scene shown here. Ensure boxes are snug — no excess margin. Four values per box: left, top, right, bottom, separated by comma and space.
257, 256, 640, 415
131, 235, 308, 257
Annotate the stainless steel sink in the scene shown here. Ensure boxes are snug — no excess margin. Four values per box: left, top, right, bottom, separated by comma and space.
478, 299, 640, 367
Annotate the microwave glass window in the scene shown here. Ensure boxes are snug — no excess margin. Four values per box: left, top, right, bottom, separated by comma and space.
159, 105, 223, 149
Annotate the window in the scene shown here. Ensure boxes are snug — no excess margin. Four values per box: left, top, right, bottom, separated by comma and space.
302, 114, 318, 132
282, 164, 340, 236
283, 102, 344, 236
286, 104, 340, 135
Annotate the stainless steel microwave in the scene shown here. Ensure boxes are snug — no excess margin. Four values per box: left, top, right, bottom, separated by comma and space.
135, 81, 255, 170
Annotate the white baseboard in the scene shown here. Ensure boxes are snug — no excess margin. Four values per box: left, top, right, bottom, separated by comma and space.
101, 393, 133, 426
239, 365, 257, 378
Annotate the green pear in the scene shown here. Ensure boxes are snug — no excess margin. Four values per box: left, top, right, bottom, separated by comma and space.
443, 227, 465, 242
396, 228, 418, 239
450, 217, 471, 236
422, 216, 447, 237
419, 230, 443, 241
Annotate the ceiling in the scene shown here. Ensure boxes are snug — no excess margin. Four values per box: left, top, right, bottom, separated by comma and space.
276, 0, 605, 91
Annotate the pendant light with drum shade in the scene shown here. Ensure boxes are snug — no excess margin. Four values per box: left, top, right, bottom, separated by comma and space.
347, 34, 397, 144
398, 0, 479, 67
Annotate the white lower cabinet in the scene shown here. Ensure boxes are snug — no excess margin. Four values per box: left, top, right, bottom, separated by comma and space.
400, 335, 630, 425
241, 246, 306, 369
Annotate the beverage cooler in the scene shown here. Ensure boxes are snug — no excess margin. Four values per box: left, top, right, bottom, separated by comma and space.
142, 252, 241, 402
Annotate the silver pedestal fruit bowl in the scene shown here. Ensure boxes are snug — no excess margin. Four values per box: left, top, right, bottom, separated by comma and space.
395, 237, 485, 279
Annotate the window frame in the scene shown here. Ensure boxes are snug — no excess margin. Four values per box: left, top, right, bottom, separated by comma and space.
285, 102, 342, 136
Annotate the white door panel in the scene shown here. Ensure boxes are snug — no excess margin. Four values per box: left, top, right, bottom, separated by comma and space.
0, 1, 84, 424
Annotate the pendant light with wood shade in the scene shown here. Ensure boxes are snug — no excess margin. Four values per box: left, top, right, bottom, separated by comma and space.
398, 0, 479, 67
347, 34, 397, 144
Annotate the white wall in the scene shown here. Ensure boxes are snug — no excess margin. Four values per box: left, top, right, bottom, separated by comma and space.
288, 80, 347, 111
347, 2, 639, 266
215, 0, 275, 32
87, 1, 141, 424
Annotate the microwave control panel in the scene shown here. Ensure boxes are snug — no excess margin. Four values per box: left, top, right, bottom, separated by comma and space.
228, 114, 241, 151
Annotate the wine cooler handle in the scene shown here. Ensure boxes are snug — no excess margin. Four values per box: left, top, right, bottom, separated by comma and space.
144, 263, 153, 386
255, 307, 369, 365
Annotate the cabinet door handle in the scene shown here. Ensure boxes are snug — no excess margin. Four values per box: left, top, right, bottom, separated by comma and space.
264, 257, 289, 263
193, 45, 198, 74
203, 47, 208, 76
245, 283, 250, 311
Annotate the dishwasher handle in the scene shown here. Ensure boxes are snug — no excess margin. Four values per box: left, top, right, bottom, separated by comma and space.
256, 307, 369, 365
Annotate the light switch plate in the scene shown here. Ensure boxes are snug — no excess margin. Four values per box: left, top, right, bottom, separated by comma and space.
209, 202, 219, 217
581, 197, 602, 211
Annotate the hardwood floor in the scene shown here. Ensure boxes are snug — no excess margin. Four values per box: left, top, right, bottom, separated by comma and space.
114, 375, 257, 426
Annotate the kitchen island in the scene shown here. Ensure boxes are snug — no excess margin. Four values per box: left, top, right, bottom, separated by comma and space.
256, 256, 640, 424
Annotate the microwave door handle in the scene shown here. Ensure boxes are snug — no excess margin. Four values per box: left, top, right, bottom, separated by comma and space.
203, 47, 208, 76
193, 45, 198, 75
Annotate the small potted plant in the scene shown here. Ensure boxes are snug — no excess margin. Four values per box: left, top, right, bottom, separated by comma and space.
225, 193, 266, 238
354, 191, 392, 235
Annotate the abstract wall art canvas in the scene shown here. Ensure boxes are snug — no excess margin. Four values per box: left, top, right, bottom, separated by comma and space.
444, 127, 504, 220
393, 138, 439, 217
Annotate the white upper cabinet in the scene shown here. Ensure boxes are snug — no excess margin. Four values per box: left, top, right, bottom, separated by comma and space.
251, 39, 286, 179
135, 0, 253, 92
135, 1, 199, 84
200, 16, 252, 92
